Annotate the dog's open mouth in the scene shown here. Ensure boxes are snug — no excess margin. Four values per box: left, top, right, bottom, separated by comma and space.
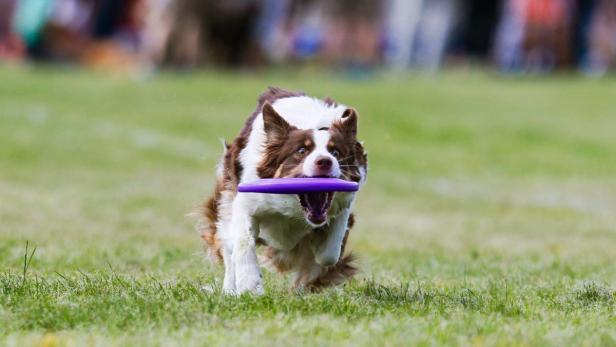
298, 192, 334, 226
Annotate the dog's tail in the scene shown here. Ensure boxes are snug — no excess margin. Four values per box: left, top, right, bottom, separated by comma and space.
196, 142, 228, 264
197, 190, 223, 263
305, 253, 358, 291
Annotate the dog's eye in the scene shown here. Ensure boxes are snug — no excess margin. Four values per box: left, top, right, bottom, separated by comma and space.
297, 147, 307, 155
331, 149, 340, 158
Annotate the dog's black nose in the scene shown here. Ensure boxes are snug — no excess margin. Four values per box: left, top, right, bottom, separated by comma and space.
315, 157, 333, 170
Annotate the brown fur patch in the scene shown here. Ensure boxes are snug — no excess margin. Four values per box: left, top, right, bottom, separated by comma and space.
257, 102, 316, 179
257, 128, 315, 178
264, 246, 293, 273
346, 213, 355, 236
328, 109, 367, 182
349, 141, 368, 182
323, 96, 338, 107
199, 178, 224, 262
222, 137, 245, 189
304, 253, 358, 292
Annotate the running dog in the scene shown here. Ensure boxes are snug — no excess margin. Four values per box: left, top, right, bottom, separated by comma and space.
197, 87, 367, 294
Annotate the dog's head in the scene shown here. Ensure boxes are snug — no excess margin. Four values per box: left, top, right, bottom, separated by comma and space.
257, 102, 365, 227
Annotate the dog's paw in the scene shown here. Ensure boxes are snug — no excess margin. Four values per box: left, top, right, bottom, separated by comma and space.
235, 268, 264, 295
222, 287, 237, 296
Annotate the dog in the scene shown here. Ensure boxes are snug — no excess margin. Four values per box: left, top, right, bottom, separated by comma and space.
197, 87, 367, 294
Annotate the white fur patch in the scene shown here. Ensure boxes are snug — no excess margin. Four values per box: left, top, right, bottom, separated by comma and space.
302, 130, 341, 177
270, 96, 347, 130
311, 208, 351, 266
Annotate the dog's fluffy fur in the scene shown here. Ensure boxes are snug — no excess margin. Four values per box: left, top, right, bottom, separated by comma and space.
197, 87, 367, 294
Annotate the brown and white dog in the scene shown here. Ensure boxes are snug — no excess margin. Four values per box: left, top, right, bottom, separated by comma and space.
198, 87, 367, 294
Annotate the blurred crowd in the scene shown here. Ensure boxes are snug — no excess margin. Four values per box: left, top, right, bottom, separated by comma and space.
1, 0, 616, 74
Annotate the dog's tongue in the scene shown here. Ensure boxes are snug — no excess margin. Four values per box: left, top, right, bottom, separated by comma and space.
300, 192, 332, 225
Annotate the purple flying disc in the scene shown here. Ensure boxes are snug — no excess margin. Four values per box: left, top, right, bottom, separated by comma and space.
238, 178, 359, 194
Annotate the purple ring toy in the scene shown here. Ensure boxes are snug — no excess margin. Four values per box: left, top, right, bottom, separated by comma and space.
238, 178, 359, 194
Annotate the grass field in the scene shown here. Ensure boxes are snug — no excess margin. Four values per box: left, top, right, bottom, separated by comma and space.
1, 67, 615, 346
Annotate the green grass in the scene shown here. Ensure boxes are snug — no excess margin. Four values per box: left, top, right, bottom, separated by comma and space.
1, 67, 615, 346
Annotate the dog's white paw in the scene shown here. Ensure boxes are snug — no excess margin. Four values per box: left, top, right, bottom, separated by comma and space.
222, 287, 237, 296
222, 272, 236, 295
235, 268, 264, 295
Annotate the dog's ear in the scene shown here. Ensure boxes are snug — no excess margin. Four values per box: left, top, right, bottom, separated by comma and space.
336, 108, 358, 139
262, 102, 291, 140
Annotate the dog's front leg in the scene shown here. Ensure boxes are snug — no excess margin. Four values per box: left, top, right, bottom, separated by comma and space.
311, 208, 351, 267
221, 246, 236, 294
230, 196, 263, 295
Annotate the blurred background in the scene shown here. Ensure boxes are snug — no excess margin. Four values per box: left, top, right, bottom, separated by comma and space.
1, 0, 616, 76
2, 2, 616, 343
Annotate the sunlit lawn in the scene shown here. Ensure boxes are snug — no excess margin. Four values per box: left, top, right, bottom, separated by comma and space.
1, 67, 615, 346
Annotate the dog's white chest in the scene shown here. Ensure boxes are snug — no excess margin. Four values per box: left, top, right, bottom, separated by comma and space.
244, 194, 310, 250
258, 215, 310, 250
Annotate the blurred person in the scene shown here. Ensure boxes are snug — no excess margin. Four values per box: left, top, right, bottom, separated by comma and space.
450, 1, 503, 61
494, 0, 528, 71
92, 0, 141, 44
7, 0, 144, 71
255, 0, 291, 63
285, 0, 327, 60
383, 0, 423, 69
157, 0, 201, 67
572, 0, 597, 67
495, 0, 576, 73
522, 0, 575, 72
199, 1, 263, 66
147, 0, 263, 68
384, 0, 457, 71
584, 0, 616, 75
139, 0, 175, 70
11, 0, 54, 58
0, 0, 25, 62
33, 0, 95, 61
322, 0, 383, 70
271, 0, 383, 71
210, 0, 263, 66
84, 0, 147, 70
412, 0, 457, 70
